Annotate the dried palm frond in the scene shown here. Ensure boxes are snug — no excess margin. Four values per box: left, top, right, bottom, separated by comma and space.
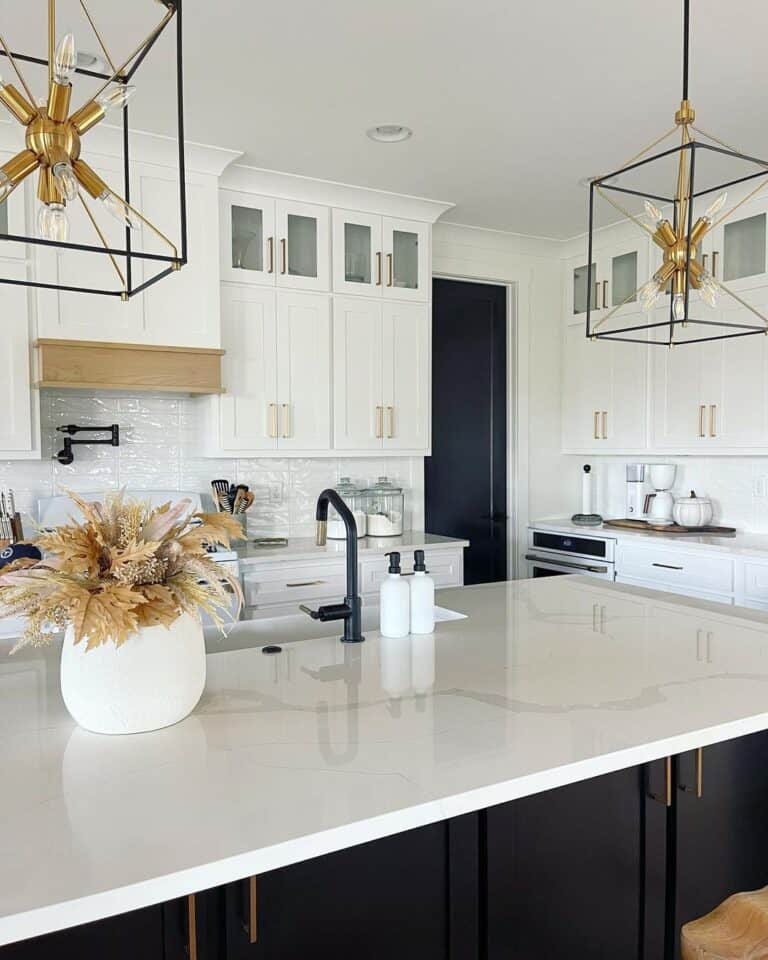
1, 491, 244, 653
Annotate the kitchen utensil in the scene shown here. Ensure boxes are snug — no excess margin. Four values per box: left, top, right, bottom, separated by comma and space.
211, 479, 231, 513
673, 491, 714, 528
0, 487, 22, 543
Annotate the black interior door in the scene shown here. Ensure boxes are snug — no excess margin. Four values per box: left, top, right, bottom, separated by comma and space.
427, 279, 507, 585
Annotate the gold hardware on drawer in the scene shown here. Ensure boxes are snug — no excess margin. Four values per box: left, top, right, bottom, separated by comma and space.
698, 404, 706, 438
386, 405, 394, 439
249, 876, 258, 944
601, 410, 607, 440
280, 237, 287, 274
375, 405, 384, 439
286, 579, 327, 588
187, 894, 197, 960
282, 403, 291, 439
593, 410, 600, 440
268, 403, 278, 439
267, 236, 274, 274
387, 252, 393, 287
652, 562, 684, 570
649, 756, 673, 807
709, 403, 717, 438
376, 251, 382, 286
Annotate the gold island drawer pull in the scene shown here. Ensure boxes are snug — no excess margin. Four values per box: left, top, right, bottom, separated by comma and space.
286, 579, 327, 588
649, 756, 673, 807
652, 562, 684, 571
187, 894, 197, 960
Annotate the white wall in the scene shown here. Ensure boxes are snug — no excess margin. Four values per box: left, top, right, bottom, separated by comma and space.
0, 391, 424, 536
431, 221, 567, 563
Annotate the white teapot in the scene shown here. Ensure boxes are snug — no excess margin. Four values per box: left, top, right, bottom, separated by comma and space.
672, 491, 713, 529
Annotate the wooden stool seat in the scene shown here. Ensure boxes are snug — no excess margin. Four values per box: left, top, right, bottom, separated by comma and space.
682, 887, 768, 959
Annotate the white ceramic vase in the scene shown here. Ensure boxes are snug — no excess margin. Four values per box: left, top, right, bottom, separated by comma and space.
60, 612, 206, 735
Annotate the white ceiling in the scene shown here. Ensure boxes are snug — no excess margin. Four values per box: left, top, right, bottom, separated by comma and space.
6, 0, 768, 238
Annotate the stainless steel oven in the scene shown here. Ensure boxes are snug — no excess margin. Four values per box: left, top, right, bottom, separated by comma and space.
525, 528, 616, 581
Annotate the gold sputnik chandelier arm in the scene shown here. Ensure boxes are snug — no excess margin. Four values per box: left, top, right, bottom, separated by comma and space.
1, 149, 41, 189
712, 276, 768, 328
595, 185, 658, 240
675, 125, 692, 239
83, 5, 175, 111
0, 33, 37, 108
591, 284, 649, 333
77, 0, 118, 76
77, 189, 128, 294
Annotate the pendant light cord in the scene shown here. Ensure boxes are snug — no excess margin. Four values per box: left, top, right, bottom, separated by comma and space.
682, 0, 690, 100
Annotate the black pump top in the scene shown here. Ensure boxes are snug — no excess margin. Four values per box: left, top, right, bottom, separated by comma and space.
414, 549, 427, 572
386, 551, 402, 574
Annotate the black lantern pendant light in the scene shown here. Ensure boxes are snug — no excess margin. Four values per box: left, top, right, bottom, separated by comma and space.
586, 0, 768, 346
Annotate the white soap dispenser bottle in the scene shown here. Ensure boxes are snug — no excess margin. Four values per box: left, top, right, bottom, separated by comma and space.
380, 551, 410, 638
410, 549, 435, 634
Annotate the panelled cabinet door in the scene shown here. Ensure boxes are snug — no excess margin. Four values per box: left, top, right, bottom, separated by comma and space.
220, 190, 276, 286
381, 217, 429, 302
562, 325, 611, 450
382, 302, 430, 451
332, 209, 384, 296
276, 291, 331, 450
219, 285, 278, 451
36, 153, 145, 343
650, 321, 715, 449
0, 264, 33, 453
275, 200, 330, 292
0, 149, 28, 260
566, 253, 599, 326
604, 337, 649, 449
140, 166, 221, 348
332, 296, 383, 450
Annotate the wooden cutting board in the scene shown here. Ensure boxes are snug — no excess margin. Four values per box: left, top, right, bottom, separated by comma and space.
603, 518, 737, 536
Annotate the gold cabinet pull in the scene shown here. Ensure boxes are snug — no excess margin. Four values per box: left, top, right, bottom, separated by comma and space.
709, 403, 717, 438
375, 251, 382, 286
712, 250, 719, 278
267, 236, 274, 274
280, 237, 287, 275
594, 281, 601, 311
281, 402, 290, 439
679, 748, 704, 799
593, 410, 600, 440
386, 405, 394, 439
698, 404, 706, 438
702, 252, 709, 271
601, 410, 607, 440
187, 894, 197, 960
386, 252, 393, 287
602, 279, 609, 309
268, 403, 278, 439
375, 405, 383, 439
286, 579, 328, 588
248, 876, 258, 944
649, 756, 673, 807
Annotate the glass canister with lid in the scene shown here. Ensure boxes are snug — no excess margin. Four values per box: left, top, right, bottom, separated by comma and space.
365, 477, 404, 537
327, 477, 368, 539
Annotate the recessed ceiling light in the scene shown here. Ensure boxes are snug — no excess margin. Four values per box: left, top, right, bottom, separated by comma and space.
367, 124, 413, 143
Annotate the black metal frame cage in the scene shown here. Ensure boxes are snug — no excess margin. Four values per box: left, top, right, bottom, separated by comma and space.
587, 138, 768, 347
0, 0, 186, 300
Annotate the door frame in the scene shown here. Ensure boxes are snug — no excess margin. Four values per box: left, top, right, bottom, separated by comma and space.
432, 274, 522, 579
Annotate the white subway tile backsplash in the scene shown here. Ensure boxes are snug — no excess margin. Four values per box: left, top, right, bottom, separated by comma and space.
4, 391, 424, 534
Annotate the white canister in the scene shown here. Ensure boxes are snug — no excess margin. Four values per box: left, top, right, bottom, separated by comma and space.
672, 492, 714, 529
60, 612, 206, 735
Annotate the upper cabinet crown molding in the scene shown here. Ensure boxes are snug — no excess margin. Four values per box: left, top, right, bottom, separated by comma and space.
221, 164, 454, 223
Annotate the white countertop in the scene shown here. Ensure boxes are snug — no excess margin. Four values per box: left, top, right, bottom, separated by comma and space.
531, 517, 768, 557
4, 577, 768, 944
235, 531, 469, 565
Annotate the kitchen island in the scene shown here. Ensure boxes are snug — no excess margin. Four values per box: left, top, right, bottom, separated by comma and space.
3, 576, 768, 958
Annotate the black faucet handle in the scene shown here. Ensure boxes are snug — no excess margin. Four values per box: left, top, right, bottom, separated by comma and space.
299, 604, 321, 620
300, 602, 351, 623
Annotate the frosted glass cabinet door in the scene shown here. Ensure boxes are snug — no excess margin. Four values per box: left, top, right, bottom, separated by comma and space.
220, 190, 276, 285
382, 217, 429, 301
566, 255, 599, 325
721, 212, 767, 292
0, 150, 26, 260
276, 200, 330, 292
332, 209, 383, 296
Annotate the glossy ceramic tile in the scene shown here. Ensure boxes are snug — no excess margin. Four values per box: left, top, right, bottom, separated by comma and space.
2, 576, 768, 944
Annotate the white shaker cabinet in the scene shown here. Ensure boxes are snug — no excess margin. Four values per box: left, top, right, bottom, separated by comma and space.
0, 262, 39, 458
333, 297, 430, 453
220, 190, 276, 285
0, 149, 29, 261
210, 286, 330, 455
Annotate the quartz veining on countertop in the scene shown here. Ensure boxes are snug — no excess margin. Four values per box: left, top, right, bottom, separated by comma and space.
235, 531, 468, 564
3, 576, 768, 944
531, 517, 768, 556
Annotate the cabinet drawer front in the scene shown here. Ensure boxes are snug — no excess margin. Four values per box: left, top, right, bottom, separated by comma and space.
361, 550, 463, 594
740, 560, 768, 602
242, 560, 346, 607
616, 544, 733, 594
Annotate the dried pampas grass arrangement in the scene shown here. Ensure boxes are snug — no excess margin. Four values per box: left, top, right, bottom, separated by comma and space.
0, 491, 243, 653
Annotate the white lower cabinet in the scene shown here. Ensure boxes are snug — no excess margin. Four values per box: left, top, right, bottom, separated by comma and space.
615, 542, 734, 599
208, 285, 330, 455
0, 263, 39, 458
333, 296, 430, 453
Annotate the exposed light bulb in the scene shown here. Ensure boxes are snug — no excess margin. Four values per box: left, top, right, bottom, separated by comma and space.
698, 270, 719, 309
0, 171, 11, 203
639, 278, 663, 312
37, 202, 69, 242
0, 71, 6, 91
703, 192, 727, 222
53, 33, 77, 85
52, 162, 78, 202
96, 85, 137, 113
99, 191, 140, 230
672, 292, 686, 323
644, 199, 664, 224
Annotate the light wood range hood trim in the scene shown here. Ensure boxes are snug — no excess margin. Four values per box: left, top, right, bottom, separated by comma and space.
34, 339, 225, 395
